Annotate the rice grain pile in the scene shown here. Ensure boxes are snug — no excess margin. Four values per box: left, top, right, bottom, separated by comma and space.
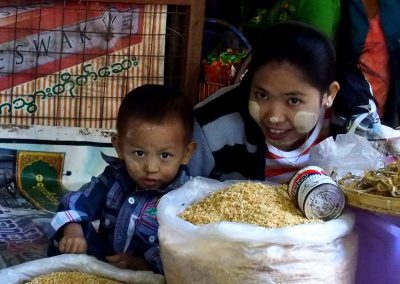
180, 182, 317, 228
26, 271, 127, 284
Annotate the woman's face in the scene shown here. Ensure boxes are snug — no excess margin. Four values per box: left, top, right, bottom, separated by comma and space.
248, 61, 336, 151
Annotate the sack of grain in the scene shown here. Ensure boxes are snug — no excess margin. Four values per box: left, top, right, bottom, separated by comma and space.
0, 254, 165, 284
157, 177, 357, 284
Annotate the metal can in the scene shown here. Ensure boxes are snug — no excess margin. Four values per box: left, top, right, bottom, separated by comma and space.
288, 166, 345, 221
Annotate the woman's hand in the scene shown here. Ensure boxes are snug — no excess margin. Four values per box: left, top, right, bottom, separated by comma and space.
106, 253, 151, 270
58, 222, 87, 254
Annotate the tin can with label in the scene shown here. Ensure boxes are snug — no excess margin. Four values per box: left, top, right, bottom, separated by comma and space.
288, 166, 345, 221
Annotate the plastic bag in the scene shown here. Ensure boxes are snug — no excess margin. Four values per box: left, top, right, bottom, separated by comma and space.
368, 125, 400, 157
0, 254, 165, 284
157, 177, 357, 284
309, 133, 385, 180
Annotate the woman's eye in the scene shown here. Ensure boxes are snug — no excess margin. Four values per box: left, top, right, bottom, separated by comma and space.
134, 151, 144, 157
255, 91, 268, 100
160, 153, 171, 159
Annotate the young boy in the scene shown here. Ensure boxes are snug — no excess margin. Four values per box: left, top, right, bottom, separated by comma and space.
47, 84, 196, 274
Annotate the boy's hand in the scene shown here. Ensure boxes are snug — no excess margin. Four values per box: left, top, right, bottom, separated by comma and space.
58, 222, 87, 254
106, 253, 151, 270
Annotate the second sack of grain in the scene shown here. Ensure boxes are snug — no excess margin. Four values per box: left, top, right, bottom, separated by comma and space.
157, 176, 357, 284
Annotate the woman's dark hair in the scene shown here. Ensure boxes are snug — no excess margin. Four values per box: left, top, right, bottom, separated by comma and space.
246, 21, 337, 95
116, 84, 194, 142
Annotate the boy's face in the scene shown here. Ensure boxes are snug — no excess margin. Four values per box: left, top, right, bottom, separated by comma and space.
112, 117, 196, 190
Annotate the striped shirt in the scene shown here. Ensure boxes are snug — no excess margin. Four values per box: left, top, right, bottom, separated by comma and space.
189, 83, 266, 181
265, 109, 331, 183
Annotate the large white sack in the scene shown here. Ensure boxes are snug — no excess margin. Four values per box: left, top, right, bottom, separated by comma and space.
158, 177, 357, 284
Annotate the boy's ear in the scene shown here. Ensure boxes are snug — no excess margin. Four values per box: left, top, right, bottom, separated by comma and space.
111, 133, 123, 159
324, 81, 340, 108
181, 141, 197, 165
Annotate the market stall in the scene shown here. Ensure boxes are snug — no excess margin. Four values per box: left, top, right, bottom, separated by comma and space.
1, 1, 400, 284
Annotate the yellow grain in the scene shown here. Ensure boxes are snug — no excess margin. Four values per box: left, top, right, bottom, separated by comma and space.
26, 271, 127, 284
180, 182, 317, 228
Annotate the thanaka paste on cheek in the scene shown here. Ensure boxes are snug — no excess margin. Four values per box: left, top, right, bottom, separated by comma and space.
293, 111, 318, 134
248, 100, 260, 123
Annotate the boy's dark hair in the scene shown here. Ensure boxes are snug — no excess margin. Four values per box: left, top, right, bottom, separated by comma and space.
246, 21, 336, 96
116, 84, 194, 142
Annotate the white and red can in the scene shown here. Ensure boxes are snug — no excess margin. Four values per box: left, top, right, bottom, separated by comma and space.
288, 166, 345, 221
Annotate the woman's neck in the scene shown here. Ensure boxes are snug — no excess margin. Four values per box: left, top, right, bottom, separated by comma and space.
362, 0, 379, 19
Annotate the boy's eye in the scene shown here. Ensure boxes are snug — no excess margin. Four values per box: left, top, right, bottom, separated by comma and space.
160, 152, 171, 159
134, 151, 144, 157
288, 97, 300, 105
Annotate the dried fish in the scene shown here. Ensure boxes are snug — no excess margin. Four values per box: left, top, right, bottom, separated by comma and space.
339, 160, 400, 197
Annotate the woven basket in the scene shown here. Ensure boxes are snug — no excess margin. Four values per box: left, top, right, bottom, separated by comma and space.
340, 185, 400, 215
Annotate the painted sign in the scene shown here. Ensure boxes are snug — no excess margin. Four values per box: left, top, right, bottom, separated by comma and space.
0, 2, 143, 91
0, 2, 167, 128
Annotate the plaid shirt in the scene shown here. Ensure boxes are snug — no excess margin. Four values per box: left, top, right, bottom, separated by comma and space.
49, 153, 190, 274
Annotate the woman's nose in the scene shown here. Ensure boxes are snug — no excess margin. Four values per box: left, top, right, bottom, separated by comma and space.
264, 105, 284, 124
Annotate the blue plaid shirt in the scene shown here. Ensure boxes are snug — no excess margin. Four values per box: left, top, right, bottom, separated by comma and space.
49, 153, 190, 274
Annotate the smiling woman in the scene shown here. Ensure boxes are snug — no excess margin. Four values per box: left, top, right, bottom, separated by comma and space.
248, 61, 337, 152
188, 21, 340, 184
